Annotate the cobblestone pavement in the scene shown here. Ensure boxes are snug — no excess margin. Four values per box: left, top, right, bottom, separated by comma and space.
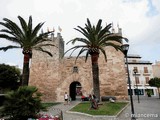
48, 96, 160, 120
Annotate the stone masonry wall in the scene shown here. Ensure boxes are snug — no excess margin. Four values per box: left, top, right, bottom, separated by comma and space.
29, 33, 128, 102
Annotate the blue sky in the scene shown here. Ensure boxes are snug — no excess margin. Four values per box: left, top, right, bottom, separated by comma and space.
0, 0, 160, 68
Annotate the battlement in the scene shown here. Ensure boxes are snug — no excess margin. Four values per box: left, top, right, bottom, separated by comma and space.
111, 23, 122, 36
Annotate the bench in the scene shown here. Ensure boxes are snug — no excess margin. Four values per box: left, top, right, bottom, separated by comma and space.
101, 96, 116, 102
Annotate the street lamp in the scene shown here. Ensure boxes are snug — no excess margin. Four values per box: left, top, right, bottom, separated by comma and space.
133, 68, 140, 103
121, 44, 136, 120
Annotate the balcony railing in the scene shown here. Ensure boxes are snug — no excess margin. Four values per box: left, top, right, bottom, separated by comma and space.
127, 70, 152, 75
125, 60, 152, 64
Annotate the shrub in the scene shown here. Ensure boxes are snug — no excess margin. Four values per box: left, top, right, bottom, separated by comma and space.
0, 86, 46, 120
0, 63, 21, 90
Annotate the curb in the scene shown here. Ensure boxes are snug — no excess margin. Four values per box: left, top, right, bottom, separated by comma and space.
66, 101, 129, 119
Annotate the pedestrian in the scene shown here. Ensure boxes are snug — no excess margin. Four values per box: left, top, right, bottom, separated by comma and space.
64, 92, 69, 105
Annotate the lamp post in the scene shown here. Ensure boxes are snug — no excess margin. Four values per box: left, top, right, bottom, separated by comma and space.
121, 44, 136, 120
133, 69, 140, 103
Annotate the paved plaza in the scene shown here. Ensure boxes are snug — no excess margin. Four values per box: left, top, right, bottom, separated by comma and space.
48, 96, 160, 120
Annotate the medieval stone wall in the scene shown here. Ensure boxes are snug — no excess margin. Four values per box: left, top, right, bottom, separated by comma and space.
29, 33, 62, 102
29, 32, 128, 102
99, 47, 128, 100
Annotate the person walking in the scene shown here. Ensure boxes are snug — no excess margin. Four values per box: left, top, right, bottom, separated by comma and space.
64, 92, 69, 105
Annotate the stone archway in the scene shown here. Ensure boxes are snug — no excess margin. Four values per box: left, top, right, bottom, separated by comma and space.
55, 73, 92, 102
69, 81, 82, 101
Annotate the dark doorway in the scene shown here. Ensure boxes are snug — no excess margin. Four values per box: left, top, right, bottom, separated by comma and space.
69, 81, 81, 101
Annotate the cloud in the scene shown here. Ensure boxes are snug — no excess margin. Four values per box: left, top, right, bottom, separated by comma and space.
34, 0, 63, 15
150, 0, 160, 14
0, 0, 160, 67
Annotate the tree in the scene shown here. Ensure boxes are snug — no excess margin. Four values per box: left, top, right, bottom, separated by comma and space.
0, 86, 46, 120
148, 77, 160, 99
65, 18, 128, 100
0, 16, 54, 86
0, 64, 21, 90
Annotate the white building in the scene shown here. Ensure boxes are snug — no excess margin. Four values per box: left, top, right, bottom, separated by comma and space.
125, 54, 157, 96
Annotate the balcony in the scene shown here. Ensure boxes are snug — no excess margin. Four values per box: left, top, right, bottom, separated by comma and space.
132, 71, 141, 75
131, 70, 152, 76
143, 70, 152, 76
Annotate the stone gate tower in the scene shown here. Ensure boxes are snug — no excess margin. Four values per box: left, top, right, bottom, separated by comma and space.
29, 29, 128, 102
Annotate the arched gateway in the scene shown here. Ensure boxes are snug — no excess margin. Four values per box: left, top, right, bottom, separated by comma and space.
69, 81, 82, 101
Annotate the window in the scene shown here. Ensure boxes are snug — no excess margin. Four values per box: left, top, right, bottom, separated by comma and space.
73, 66, 78, 73
132, 60, 137, 63
133, 67, 138, 73
135, 77, 140, 84
145, 77, 150, 84
144, 67, 148, 73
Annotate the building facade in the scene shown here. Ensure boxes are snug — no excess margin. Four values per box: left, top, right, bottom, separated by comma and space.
152, 61, 160, 78
126, 54, 158, 96
29, 31, 128, 102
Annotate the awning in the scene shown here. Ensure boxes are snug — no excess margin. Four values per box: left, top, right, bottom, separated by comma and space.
127, 86, 157, 89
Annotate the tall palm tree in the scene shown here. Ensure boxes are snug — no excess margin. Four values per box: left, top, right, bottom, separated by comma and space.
65, 18, 128, 100
0, 16, 54, 86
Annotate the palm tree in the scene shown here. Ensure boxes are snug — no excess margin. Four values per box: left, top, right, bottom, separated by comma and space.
0, 16, 54, 86
65, 18, 128, 100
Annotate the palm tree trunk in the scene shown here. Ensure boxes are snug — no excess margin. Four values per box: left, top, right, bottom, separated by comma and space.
22, 54, 30, 86
91, 53, 100, 101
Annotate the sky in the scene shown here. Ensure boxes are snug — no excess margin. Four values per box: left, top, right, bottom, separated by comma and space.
0, 0, 160, 68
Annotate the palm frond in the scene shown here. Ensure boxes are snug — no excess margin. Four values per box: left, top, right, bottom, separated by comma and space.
18, 16, 28, 35
98, 23, 112, 40
68, 47, 78, 57
75, 47, 88, 63
74, 26, 89, 39
85, 51, 89, 62
68, 38, 90, 45
86, 18, 92, 29
31, 22, 44, 39
33, 38, 52, 46
95, 19, 102, 34
2, 18, 24, 39
99, 35, 128, 46
32, 31, 53, 44
28, 16, 32, 33
106, 35, 127, 42
63, 45, 87, 57
36, 43, 55, 47
99, 47, 107, 62
104, 42, 121, 51
0, 29, 13, 35
0, 34, 22, 45
39, 31, 53, 38
34, 47, 53, 57
0, 45, 20, 51
66, 39, 74, 45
